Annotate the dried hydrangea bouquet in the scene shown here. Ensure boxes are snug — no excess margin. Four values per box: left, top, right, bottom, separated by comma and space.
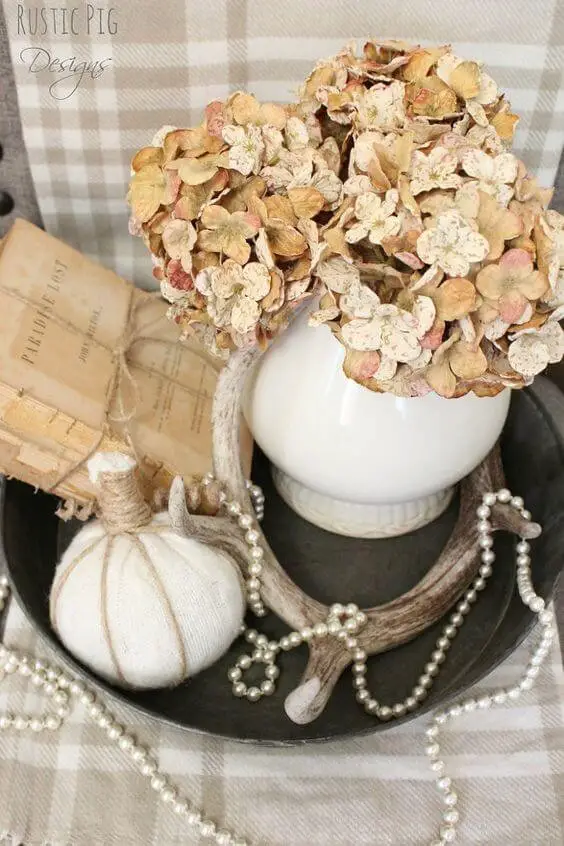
128, 39, 564, 538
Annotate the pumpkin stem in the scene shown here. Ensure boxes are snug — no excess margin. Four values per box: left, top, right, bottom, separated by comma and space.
88, 452, 152, 533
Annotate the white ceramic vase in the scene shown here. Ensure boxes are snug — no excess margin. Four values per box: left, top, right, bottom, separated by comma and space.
244, 308, 511, 538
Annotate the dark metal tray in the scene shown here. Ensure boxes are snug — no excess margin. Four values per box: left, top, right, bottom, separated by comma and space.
2, 380, 563, 745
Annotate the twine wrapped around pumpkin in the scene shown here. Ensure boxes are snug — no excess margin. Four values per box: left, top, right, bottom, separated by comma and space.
50, 452, 245, 690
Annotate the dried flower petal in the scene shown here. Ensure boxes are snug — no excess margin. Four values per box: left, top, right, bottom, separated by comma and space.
448, 341, 487, 379
162, 219, 197, 272
267, 221, 308, 258
508, 320, 564, 377
346, 189, 400, 245
223, 124, 265, 176
342, 349, 382, 381
432, 277, 477, 321
172, 156, 221, 186
285, 117, 310, 151
355, 80, 407, 129
340, 281, 380, 318
410, 147, 462, 196
129, 164, 166, 222
417, 210, 489, 276
476, 248, 548, 305
199, 206, 260, 264
316, 256, 360, 293
287, 186, 326, 218
461, 149, 518, 206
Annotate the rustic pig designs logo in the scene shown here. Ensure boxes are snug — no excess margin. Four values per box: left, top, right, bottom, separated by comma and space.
16, 4, 115, 100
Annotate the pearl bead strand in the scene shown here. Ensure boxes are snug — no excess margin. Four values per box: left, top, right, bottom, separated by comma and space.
0, 486, 554, 846
422, 489, 553, 846
202, 472, 267, 617
0, 576, 251, 846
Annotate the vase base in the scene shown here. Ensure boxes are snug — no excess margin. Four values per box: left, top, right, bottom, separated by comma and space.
271, 467, 455, 538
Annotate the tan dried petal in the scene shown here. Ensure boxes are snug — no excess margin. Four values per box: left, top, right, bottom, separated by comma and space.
403, 47, 448, 82
132, 146, 164, 172
172, 156, 220, 186
318, 137, 341, 174
267, 221, 308, 258
408, 77, 458, 118
231, 92, 261, 125
449, 61, 481, 100
433, 277, 477, 321
322, 226, 352, 260
398, 174, 419, 217
288, 186, 326, 218
260, 102, 288, 129
448, 341, 487, 379
129, 164, 166, 223
477, 191, 523, 260
255, 228, 275, 269
309, 305, 340, 326
367, 154, 392, 192
491, 110, 519, 142
222, 175, 266, 213
261, 269, 285, 312
199, 207, 260, 264
302, 64, 336, 99
264, 194, 297, 225
425, 360, 457, 398
174, 185, 211, 220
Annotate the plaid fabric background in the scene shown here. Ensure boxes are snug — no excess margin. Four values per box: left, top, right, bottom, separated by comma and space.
0, 599, 562, 846
1, 0, 563, 288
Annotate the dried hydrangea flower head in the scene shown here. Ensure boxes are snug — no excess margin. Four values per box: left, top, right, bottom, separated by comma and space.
296, 39, 564, 397
128, 91, 340, 354
128, 40, 564, 399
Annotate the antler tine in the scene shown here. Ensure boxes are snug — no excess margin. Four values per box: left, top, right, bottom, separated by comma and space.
168, 475, 252, 571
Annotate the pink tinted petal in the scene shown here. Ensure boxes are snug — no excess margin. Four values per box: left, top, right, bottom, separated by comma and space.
166, 259, 194, 291
499, 248, 533, 273
351, 351, 382, 380
242, 212, 262, 231
499, 291, 528, 323
206, 101, 226, 137
420, 320, 445, 350
395, 251, 425, 270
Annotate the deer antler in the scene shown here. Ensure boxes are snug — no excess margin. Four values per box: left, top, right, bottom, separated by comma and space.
170, 347, 539, 725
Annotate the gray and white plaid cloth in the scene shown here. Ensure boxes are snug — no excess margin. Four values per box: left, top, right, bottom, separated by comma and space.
2, 0, 564, 287
0, 599, 563, 846
1, 2, 564, 843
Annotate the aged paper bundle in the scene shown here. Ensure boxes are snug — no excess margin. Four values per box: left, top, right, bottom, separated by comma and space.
0, 220, 251, 505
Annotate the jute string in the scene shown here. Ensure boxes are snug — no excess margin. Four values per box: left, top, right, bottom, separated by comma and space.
49, 463, 188, 685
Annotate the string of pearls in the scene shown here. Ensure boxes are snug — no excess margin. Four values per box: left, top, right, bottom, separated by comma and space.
0, 486, 555, 846
422, 490, 554, 846
202, 474, 267, 617
222, 483, 528, 715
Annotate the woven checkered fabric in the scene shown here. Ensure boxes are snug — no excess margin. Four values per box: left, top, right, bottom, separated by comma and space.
1, 0, 563, 287
0, 598, 563, 846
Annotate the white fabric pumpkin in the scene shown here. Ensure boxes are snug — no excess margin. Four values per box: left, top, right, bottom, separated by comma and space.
50, 454, 245, 689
